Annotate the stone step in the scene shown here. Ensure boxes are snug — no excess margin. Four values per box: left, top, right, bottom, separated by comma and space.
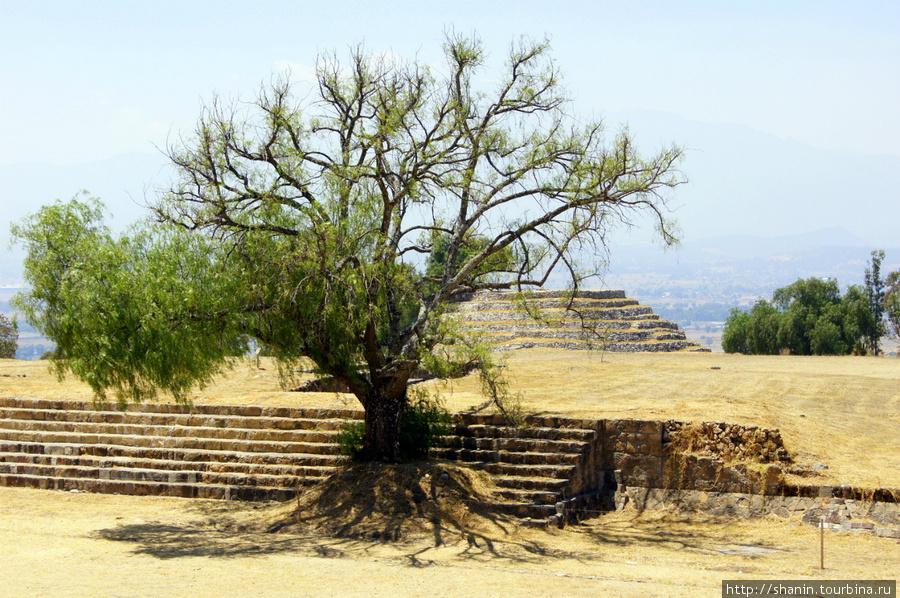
469, 329, 679, 342
0, 430, 339, 455
0, 473, 298, 501
490, 475, 571, 492
481, 500, 557, 519
492, 339, 700, 352
0, 418, 341, 444
494, 488, 561, 505
450, 436, 588, 454
0, 407, 350, 432
458, 307, 656, 322
0, 450, 338, 478
459, 320, 637, 331
478, 461, 578, 479
0, 398, 364, 421
449, 421, 597, 437
1, 441, 341, 468
0, 461, 324, 489
451, 298, 640, 312
431, 448, 582, 466
0, 396, 595, 520
432, 455, 578, 480
453, 290, 627, 302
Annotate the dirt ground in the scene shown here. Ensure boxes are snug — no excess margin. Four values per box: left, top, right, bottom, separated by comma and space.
1, 486, 898, 598
2, 351, 899, 596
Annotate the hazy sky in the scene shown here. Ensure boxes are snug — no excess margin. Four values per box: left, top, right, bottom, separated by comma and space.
2, 0, 898, 166
1, 0, 899, 260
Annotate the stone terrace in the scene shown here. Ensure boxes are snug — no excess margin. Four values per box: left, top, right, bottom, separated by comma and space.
2, 397, 897, 536
449, 290, 708, 352
0, 398, 601, 519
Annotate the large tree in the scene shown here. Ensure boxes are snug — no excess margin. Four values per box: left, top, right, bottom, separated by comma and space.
12, 35, 684, 461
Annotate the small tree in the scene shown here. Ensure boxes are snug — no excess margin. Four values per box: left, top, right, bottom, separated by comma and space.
863, 249, 887, 355
885, 269, 900, 342
0, 314, 17, 359
12, 35, 685, 461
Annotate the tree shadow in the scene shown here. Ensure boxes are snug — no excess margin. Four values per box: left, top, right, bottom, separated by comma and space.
571, 511, 788, 557
92, 521, 328, 560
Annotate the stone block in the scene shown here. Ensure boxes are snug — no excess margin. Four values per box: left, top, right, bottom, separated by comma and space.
640, 421, 660, 434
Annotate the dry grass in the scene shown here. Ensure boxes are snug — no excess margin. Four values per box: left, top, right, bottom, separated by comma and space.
0, 486, 897, 597
2, 349, 899, 488
2, 352, 899, 596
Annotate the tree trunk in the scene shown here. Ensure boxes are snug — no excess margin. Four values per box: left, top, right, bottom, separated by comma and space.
360, 389, 407, 462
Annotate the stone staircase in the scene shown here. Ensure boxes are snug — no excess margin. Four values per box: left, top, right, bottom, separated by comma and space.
433, 414, 606, 520
0, 397, 355, 501
450, 289, 707, 352
0, 398, 607, 522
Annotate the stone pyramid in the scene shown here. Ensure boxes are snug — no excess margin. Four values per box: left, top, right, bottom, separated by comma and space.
448, 289, 708, 352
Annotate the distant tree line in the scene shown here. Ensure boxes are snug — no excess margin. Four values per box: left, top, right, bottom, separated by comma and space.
722, 251, 900, 355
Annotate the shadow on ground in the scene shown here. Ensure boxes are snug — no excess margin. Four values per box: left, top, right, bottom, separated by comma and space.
93, 521, 322, 559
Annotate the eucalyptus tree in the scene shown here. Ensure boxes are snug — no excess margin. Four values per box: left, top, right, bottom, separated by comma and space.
0, 314, 16, 359
13, 35, 684, 461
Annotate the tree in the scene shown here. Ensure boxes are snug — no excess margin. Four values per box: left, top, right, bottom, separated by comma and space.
0, 314, 17, 359
721, 301, 780, 355
863, 249, 886, 354
885, 269, 900, 342
721, 277, 878, 356
12, 35, 684, 461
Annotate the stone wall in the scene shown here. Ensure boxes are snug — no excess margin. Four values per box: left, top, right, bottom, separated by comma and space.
592, 417, 900, 538
596, 418, 790, 493
512, 414, 900, 537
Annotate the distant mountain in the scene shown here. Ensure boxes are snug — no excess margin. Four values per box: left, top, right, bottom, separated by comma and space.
603, 227, 900, 303
606, 110, 900, 249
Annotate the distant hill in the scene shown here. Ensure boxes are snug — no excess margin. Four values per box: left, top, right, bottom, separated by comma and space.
607, 110, 900, 249
604, 228, 899, 301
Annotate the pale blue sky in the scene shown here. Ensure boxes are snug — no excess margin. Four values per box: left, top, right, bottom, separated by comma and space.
1, 0, 899, 256
2, 0, 898, 165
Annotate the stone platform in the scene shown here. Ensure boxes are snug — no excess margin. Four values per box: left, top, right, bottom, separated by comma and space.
449, 290, 708, 352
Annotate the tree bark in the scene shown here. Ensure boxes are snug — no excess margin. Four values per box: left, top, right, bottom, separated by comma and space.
360, 389, 407, 462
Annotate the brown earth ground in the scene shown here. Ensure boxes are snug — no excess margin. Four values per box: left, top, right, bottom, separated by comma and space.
1, 351, 899, 596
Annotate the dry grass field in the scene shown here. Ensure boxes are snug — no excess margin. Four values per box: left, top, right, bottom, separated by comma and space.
1, 350, 899, 596
1, 486, 898, 598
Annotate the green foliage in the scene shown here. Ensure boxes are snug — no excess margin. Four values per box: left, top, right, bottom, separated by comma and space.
722, 277, 879, 356
0, 314, 17, 359
398, 388, 452, 461
337, 388, 450, 461
10, 195, 248, 404
722, 301, 781, 355
336, 420, 367, 461
422, 232, 515, 299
